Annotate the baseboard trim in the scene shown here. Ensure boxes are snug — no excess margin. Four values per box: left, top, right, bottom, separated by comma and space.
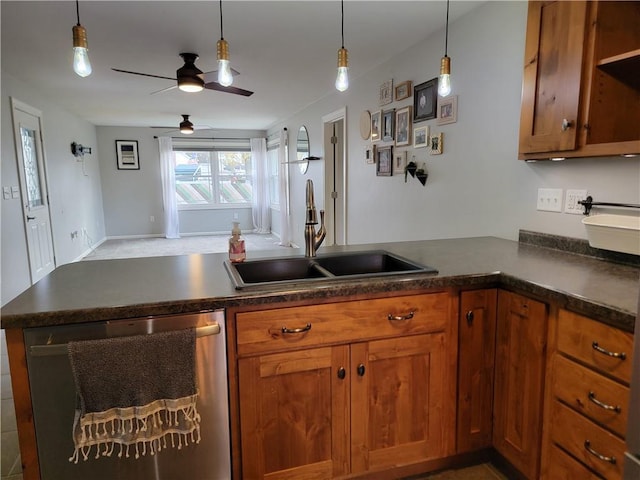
73, 237, 107, 262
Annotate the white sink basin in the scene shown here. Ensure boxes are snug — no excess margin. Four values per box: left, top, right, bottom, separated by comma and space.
582, 214, 640, 255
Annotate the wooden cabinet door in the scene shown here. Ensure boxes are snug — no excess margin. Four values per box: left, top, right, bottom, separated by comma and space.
350, 333, 456, 474
493, 290, 548, 480
457, 289, 497, 453
519, 1, 588, 156
238, 346, 350, 480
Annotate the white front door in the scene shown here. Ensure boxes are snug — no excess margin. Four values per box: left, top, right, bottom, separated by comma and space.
11, 98, 56, 283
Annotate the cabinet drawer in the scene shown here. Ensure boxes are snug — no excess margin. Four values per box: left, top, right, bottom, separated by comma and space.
236, 293, 451, 356
552, 355, 629, 437
551, 401, 625, 480
557, 310, 633, 384
546, 444, 602, 479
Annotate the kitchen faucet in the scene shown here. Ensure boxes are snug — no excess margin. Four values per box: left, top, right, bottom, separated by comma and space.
304, 179, 326, 257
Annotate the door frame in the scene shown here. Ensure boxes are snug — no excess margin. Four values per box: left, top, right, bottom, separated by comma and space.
322, 107, 347, 245
10, 97, 57, 283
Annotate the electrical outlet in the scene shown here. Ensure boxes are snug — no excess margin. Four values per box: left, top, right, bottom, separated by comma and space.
233, 212, 239, 220
565, 189, 588, 215
150, 215, 155, 223
537, 188, 563, 212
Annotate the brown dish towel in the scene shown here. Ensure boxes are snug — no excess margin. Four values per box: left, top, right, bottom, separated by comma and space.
67, 328, 200, 462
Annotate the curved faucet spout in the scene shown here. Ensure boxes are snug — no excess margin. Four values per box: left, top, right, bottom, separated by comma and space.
304, 179, 326, 257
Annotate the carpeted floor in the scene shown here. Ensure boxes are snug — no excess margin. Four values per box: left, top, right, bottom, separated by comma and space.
83, 233, 294, 261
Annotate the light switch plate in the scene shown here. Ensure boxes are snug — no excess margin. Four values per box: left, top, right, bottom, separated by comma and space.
537, 188, 563, 212
3, 187, 11, 200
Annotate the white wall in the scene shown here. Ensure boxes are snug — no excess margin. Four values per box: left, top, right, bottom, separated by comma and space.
268, 1, 640, 247
96, 127, 266, 237
1, 73, 106, 305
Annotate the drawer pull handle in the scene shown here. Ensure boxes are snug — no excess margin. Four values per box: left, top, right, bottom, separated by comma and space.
337, 367, 346, 380
592, 341, 626, 360
387, 311, 414, 321
357, 364, 365, 377
588, 391, 621, 413
584, 440, 616, 464
281, 323, 312, 334
466, 311, 474, 325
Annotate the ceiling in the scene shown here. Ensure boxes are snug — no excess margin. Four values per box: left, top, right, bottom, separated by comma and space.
1, 1, 483, 132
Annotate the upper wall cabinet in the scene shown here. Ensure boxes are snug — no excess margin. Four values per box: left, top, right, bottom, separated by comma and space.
518, 1, 640, 160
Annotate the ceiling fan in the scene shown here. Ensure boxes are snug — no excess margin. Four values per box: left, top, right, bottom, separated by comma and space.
112, 52, 253, 97
152, 115, 213, 135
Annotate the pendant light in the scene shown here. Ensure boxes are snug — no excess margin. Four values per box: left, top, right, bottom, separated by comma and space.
216, 0, 233, 87
335, 0, 349, 92
438, 0, 451, 97
72, 0, 92, 77
179, 115, 194, 135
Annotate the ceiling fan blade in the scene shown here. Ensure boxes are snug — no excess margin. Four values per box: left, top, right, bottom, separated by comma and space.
112, 68, 176, 81
150, 85, 178, 95
204, 81, 254, 97
202, 68, 241, 83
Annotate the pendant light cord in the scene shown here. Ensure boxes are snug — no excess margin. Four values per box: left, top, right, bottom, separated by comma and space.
219, 0, 224, 40
340, 0, 344, 49
75, 0, 81, 26
444, 0, 449, 56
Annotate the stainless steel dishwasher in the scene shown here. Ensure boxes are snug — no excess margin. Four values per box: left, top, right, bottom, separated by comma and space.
24, 310, 231, 480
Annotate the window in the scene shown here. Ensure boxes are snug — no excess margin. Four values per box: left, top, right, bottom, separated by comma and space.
267, 138, 280, 208
173, 139, 252, 208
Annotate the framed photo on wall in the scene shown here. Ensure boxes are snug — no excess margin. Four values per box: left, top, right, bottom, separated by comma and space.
437, 95, 458, 125
379, 79, 393, 106
115, 140, 139, 170
394, 81, 412, 101
394, 150, 407, 175
395, 106, 412, 146
413, 78, 438, 122
382, 109, 395, 142
413, 126, 429, 148
371, 110, 382, 142
376, 145, 393, 176
429, 132, 444, 155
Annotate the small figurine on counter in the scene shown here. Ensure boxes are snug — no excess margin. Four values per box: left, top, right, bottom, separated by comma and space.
228, 222, 246, 263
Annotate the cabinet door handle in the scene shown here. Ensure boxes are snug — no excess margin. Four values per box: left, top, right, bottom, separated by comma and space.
584, 440, 616, 464
561, 118, 574, 131
588, 391, 621, 413
466, 311, 474, 325
592, 341, 626, 360
387, 311, 414, 321
337, 367, 346, 380
357, 364, 365, 376
281, 323, 312, 334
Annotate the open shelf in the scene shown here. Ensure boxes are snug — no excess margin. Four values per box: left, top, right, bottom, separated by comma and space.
597, 49, 640, 90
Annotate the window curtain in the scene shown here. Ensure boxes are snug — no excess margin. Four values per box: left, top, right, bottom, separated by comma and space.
158, 136, 180, 238
278, 129, 292, 247
250, 138, 271, 234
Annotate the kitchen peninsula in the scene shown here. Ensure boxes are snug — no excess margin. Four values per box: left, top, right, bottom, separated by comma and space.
2, 233, 638, 480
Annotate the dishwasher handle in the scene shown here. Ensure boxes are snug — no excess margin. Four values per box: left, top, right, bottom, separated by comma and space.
29, 323, 221, 357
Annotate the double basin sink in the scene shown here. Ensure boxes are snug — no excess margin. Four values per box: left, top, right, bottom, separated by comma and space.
224, 250, 438, 289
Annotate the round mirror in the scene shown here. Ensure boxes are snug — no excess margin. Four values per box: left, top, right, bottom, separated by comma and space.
296, 125, 310, 174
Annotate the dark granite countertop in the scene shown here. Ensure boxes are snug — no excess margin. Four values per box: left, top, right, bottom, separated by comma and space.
2, 236, 638, 332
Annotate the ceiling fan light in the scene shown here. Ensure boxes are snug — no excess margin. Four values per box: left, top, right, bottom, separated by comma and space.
179, 115, 194, 134
177, 53, 204, 92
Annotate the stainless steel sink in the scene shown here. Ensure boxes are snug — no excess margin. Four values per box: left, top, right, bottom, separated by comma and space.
224, 250, 437, 290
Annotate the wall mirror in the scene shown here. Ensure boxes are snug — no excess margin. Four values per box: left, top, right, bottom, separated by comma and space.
296, 125, 310, 174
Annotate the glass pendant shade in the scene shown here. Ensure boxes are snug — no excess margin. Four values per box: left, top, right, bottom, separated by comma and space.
335, 47, 349, 92
216, 39, 233, 87
438, 56, 451, 97
72, 24, 92, 77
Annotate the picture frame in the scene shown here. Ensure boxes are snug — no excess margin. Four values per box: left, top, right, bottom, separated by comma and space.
379, 79, 393, 106
394, 81, 412, 101
364, 144, 375, 164
437, 95, 458, 125
429, 132, 444, 155
413, 125, 429, 148
413, 78, 438, 123
395, 106, 412, 146
370, 110, 382, 142
376, 145, 393, 176
382, 109, 395, 142
115, 140, 139, 170
393, 150, 407, 175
